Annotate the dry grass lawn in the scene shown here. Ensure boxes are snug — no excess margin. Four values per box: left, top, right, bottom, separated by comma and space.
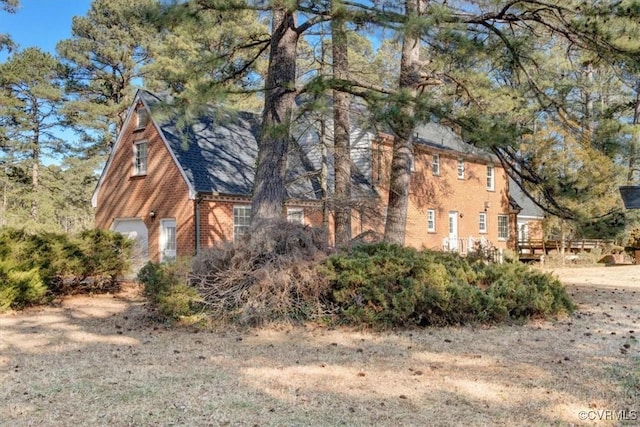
1, 265, 639, 426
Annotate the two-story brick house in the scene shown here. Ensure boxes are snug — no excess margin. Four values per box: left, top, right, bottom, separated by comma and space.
92, 90, 512, 264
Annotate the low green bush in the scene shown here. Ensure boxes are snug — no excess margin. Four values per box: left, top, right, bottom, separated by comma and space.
0, 260, 47, 310
322, 243, 575, 327
0, 227, 132, 311
137, 259, 202, 320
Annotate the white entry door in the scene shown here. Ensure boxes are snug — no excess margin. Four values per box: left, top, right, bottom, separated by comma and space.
160, 219, 177, 262
448, 211, 459, 252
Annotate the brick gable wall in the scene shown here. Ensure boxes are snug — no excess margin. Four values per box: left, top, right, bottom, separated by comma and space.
95, 102, 195, 263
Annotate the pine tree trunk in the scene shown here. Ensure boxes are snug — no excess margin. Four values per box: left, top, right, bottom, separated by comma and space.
332, 0, 351, 246
31, 131, 40, 221
627, 80, 640, 184
384, 0, 422, 245
251, 7, 298, 226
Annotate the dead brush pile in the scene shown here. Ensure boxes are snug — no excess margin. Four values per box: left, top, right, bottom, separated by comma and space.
190, 221, 331, 325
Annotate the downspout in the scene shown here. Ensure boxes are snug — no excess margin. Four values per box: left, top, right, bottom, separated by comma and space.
194, 193, 202, 255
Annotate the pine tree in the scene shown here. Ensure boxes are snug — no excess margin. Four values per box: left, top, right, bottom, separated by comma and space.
0, 48, 67, 222
57, 0, 157, 153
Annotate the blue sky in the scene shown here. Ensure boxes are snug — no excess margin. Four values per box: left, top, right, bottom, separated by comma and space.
1, 0, 92, 58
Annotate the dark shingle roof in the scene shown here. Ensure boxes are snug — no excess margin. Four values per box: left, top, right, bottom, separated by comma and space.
140, 90, 376, 200
414, 123, 497, 162
140, 90, 259, 196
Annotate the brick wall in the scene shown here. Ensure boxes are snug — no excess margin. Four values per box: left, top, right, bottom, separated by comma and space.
369, 135, 511, 251
97, 104, 512, 258
95, 101, 195, 263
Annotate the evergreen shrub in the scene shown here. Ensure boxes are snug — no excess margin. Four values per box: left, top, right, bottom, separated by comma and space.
0, 260, 47, 310
322, 243, 575, 327
137, 259, 202, 319
0, 227, 132, 311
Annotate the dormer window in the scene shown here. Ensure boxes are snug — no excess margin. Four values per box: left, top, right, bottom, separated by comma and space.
136, 106, 149, 130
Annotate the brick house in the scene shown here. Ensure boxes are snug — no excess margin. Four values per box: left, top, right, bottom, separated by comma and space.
92, 90, 514, 264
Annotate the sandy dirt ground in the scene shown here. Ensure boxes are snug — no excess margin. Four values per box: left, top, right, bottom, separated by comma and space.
1, 265, 639, 427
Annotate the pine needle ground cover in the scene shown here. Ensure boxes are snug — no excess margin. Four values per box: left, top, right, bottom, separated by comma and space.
1, 266, 639, 426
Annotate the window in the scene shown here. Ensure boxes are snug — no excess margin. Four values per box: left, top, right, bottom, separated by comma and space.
427, 209, 436, 232
457, 159, 464, 179
432, 154, 440, 175
133, 141, 148, 175
479, 213, 487, 234
136, 106, 150, 130
233, 206, 251, 241
486, 165, 495, 191
160, 219, 176, 262
498, 215, 509, 240
287, 207, 304, 225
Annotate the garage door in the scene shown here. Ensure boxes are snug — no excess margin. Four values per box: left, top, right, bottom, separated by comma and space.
111, 218, 149, 269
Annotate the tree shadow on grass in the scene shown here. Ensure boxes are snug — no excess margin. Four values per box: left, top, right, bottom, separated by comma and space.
0, 281, 638, 426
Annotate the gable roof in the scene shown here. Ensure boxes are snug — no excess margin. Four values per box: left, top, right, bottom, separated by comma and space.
139, 90, 260, 197
414, 123, 497, 162
509, 178, 545, 219
92, 90, 504, 208
93, 90, 376, 206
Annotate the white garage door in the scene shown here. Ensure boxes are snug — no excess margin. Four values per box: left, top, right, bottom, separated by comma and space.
111, 218, 149, 269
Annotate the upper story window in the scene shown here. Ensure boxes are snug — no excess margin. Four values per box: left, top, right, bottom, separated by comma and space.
457, 159, 465, 179
479, 212, 487, 234
432, 154, 440, 176
498, 215, 509, 241
486, 165, 495, 191
133, 141, 148, 175
233, 205, 251, 241
427, 209, 436, 232
136, 106, 150, 130
287, 207, 305, 225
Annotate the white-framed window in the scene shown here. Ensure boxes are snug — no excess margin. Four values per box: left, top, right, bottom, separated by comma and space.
427, 209, 436, 232
432, 154, 440, 176
133, 141, 148, 175
498, 215, 509, 240
479, 212, 487, 234
486, 165, 495, 191
233, 205, 251, 241
136, 106, 150, 130
160, 218, 176, 262
287, 207, 304, 225
457, 159, 464, 179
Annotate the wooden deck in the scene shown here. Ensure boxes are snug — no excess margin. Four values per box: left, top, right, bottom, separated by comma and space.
517, 239, 614, 261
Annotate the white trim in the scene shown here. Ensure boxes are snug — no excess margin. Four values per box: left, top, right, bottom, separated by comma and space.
497, 214, 509, 241
457, 159, 464, 179
286, 207, 305, 224
427, 209, 436, 232
486, 165, 495, 191
233, 205, 251, 241
133, 140, 148, 176
159, 218, 177, 262
91, 90, 198, 208
479, 212, 487, 234
431, 154, 440, 176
